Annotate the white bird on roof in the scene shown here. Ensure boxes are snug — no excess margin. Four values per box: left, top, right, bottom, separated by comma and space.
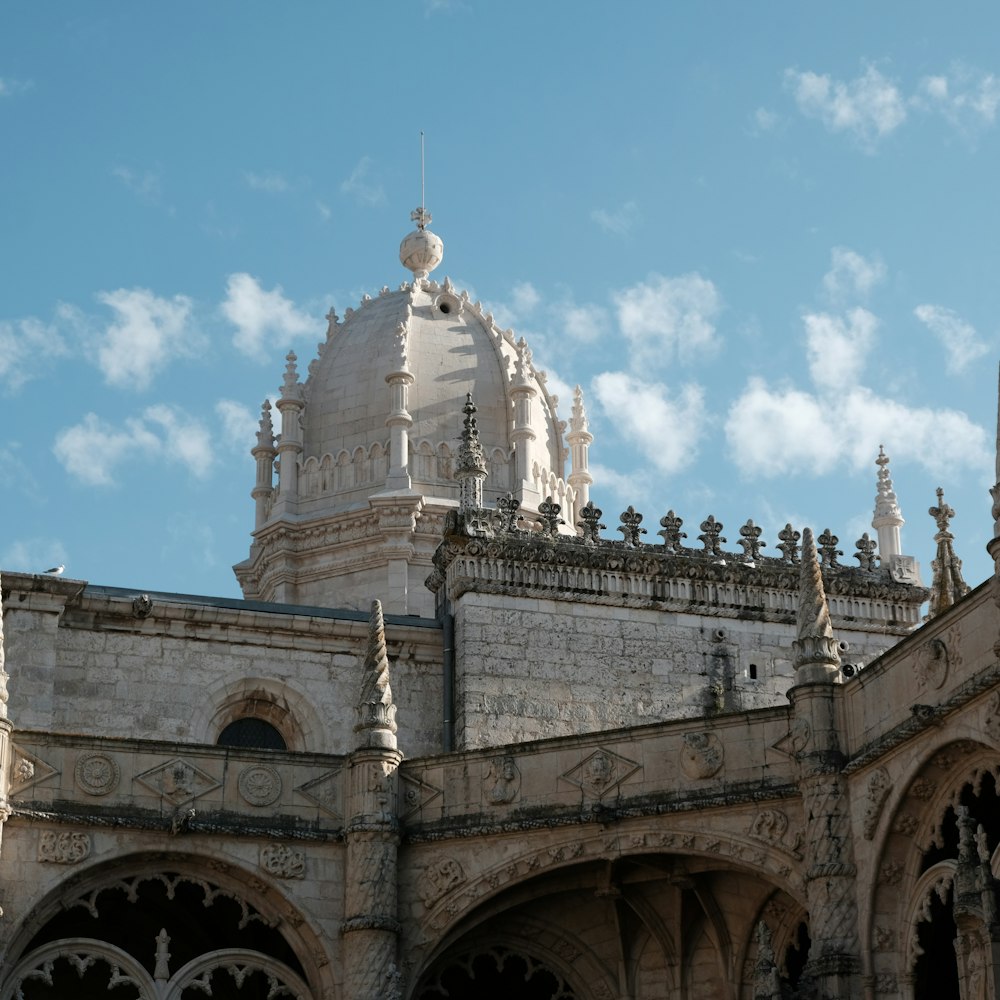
44, 565, 65, 576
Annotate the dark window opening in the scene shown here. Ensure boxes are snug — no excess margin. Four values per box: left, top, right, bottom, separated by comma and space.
217, 717, 287, 751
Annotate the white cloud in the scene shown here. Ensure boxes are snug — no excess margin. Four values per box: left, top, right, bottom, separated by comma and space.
53, 406, 212, 487
0, 316, 69, 390
614, 273, 721, 368
591, 201, 639, 236
785, 64, 906, 148
914, 304, 990, 374
592, 373, 707, 475
216, 399, 260, 452
244, 171, 289, 193
750, 107, 780, 134
94, 288, 198, 390
916, 67, 1000, 131
510, 281, 541, 315
822, 247, 885, 302
143, 404, 212, 473
0, 77, 32, 98
222, 273, 314, 359
340, 156, 386, 207
803, 307, 877, 389
725, 378, 989, 480
562, 303, 608, 343
112, 166, 162, 202
316, 200, 332, 222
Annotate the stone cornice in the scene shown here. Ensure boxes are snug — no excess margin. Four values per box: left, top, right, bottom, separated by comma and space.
429, 529, 928, 631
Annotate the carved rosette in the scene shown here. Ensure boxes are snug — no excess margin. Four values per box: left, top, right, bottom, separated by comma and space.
75, 752, 121, 796
680, 732, 724, 780
238, 765, 282, 807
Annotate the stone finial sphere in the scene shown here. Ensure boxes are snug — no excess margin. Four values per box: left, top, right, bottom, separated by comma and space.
400, 228, 444, 279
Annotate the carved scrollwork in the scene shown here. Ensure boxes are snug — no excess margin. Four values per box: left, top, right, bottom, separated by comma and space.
38, 830, 91, 864
259, 843, 305, 880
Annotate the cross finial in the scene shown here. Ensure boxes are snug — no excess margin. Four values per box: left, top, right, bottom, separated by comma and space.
410, 205, 432, 231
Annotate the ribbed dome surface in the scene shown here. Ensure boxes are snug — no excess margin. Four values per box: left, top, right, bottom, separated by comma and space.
298, 280, 563, 512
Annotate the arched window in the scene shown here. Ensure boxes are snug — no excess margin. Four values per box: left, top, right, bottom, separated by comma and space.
216, 717, 287, 751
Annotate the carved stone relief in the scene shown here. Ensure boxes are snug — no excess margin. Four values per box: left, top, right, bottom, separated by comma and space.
983, 689, 1000, 743
420, 858, 466, 907
135, 758, 220, 805
915, 638, 949, 691
75, 752, 121, 796
238, 765, 282, 807
561, 749, 640, 799
295, 768, 341, 819
483, 755, 521, 805
749, 808, 803, 857
9, 745, 58, 796
863, 767, 892, 840
680, 732, 724, 779
400, 772, 443, 819
38, 830, 91, 864
260, 843, 305, 880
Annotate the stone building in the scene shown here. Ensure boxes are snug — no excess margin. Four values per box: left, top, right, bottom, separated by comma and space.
0, 210, 998, 999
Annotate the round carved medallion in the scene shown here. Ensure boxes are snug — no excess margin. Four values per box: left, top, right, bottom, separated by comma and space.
75, 752, 121, 796
238, 764, 282, 807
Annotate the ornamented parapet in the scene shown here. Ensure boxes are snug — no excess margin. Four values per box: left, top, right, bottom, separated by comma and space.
428, 500, 929, 631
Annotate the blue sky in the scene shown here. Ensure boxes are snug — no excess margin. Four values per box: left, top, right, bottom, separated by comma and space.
3, 2, 1000, 597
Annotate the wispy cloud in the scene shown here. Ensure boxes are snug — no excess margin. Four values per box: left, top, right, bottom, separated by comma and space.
914, 303, 991, 374
724, 255, 989, 479
822, 247, 885, 303
915, 66, 1000, 135
215, 398, 260, 452
244, 171, 290, 193
784, 64, 907, 149
53, 405, 211, 487
592, 373, 706, 475
0, 77, 33, 98
614, 272, 722, 368
221, 273, 314, 360
591, 201, 639, 236
340, 156, 386, 207
0, 314, 70, 391
94, 288, 200, 390
316, 200, 332, 222
749, 107, 780, 135
112, 165, 163, 204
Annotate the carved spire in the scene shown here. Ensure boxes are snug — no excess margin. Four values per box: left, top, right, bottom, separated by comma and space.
753, 922, 782, 1000
792, 527, 841, 681
354, 600, 398, 750
455, 393, 488, 512
570, 385, 589, 434
567, 385, 594, 517
280, 351, 301, 399
872, 445, 904, 560
256, 399, 274, 450
927, 487, 970, 619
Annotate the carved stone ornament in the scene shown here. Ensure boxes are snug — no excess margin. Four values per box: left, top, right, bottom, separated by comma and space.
9, 745, 58, 795
748, 808, 803, 857
483, 755, 521, 805
38, 830, 91, 864
420, 857, 466, 907
400, 772, 443, 818
983, 689, 1000, 744
260, 842, 305, 880
914, 637, 948, 691
561, 748, 641, 799
295, 768, 341, 818
863, 767, 892, 840
135, 758, 221, 805
238, 764, 282, 807
131, 593, 154, 618
74, 752, 121, 796
680, 732, 724, 780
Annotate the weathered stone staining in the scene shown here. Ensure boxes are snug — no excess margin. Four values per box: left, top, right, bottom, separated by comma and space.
1, 209, 1000, 1000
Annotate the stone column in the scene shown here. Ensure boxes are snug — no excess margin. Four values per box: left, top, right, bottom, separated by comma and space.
788, 528, 862, 999
274, 352, 304, 505
342, 601, 403, 1000
510, 340, 538, 504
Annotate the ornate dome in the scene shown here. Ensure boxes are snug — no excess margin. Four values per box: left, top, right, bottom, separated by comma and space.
234, 218, 594, 615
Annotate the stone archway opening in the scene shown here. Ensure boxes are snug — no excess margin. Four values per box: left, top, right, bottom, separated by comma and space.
2, 865, 314, 1000
417, 946, 576, 1000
